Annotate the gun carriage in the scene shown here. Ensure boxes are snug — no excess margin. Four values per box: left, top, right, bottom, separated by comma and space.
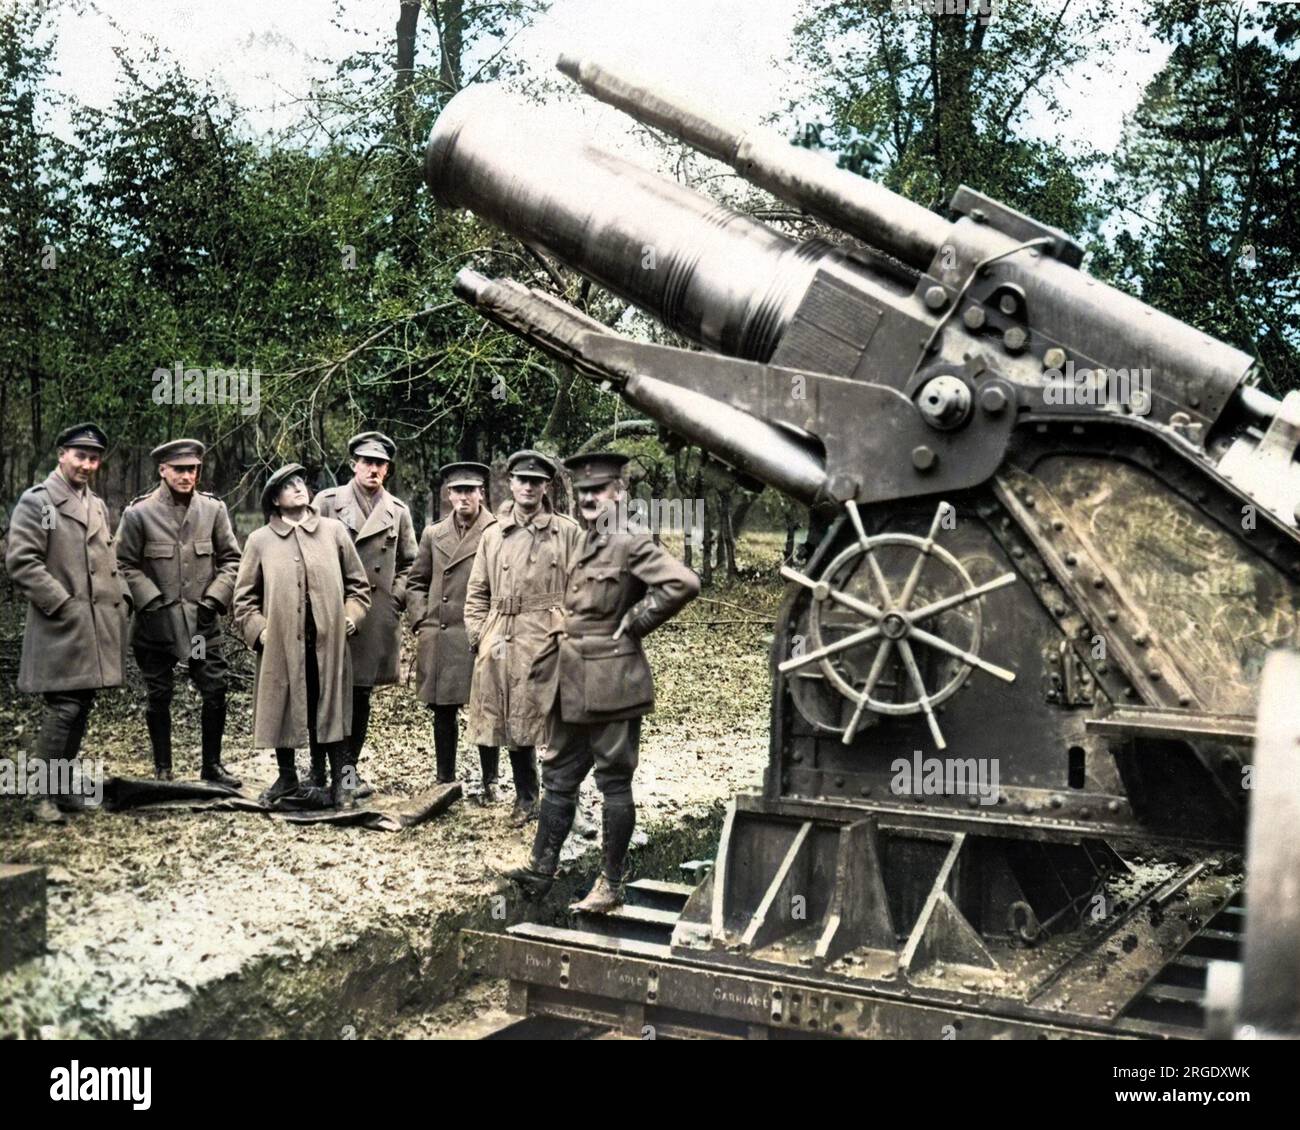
426, 56, 1300, 1039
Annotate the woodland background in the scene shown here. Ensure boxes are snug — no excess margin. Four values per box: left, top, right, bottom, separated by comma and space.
1, 0, 1297, 581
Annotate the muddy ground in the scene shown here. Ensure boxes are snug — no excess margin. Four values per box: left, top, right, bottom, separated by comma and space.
0, 533, 786, 1039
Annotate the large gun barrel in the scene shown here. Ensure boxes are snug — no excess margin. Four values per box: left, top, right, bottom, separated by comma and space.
426, 55, 1297, 529
426, 85, 840, 362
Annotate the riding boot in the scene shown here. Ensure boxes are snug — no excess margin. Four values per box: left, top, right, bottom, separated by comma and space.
571, 802, 635, 914
478, 745, 500, 805
505, 796, 576, 898
432, 705, 458, 784
330, 743, 356, 810
350, 688, 374, 798
146, 709, 173, 781
507, 746, 539, 827
199, 701, 240, 787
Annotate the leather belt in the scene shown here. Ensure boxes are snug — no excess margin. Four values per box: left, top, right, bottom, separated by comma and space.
491, 591, 563, 615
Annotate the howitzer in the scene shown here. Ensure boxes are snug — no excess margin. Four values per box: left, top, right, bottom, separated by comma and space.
429, 57, 1300, 1039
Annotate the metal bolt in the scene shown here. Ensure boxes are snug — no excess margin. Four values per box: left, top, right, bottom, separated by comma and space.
1003, 326, 1028, 353
1050, 794, 1064, 809
1043, 347, 1066, 370
827, 472, 857, 502
912, 445, 937, 471
1105, 609, 1118, 622
979, 385, 1007, 414
924, 285, 948, 310
963, 305, 986, 330
999, 294, 1018, 316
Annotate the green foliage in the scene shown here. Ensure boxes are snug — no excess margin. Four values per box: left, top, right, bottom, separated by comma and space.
1092, 0, 1300, 392
0, 0, 603, 512
788, 0, 1119, 233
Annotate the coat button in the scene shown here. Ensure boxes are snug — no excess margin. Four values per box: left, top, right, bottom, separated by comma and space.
294, 556, 300, 562
440, 623, 447, 630
442, 596, 449, 602
502, 563, 509, 570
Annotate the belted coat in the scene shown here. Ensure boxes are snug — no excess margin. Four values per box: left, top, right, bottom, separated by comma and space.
114, 485, 242, 659
531, 524, 700, 725
463, 501, 578, 747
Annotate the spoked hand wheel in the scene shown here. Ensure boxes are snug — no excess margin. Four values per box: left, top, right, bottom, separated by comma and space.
778, 499, 1017, 749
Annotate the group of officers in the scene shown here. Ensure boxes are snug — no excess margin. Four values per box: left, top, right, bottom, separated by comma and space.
5, 423, 700, 912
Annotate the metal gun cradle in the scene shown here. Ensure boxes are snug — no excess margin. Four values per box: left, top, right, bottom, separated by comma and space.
428, 55, 1300, 1039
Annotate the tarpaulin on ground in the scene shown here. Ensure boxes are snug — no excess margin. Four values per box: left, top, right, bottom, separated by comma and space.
99, 777, 462, 832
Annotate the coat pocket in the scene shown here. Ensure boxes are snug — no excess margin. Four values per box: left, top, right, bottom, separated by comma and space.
577, 634, 652, 714
144, 542, 175, 558
194, 539, 213, 556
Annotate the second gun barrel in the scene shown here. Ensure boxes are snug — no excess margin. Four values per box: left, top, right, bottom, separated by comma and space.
556, 53, 951, 270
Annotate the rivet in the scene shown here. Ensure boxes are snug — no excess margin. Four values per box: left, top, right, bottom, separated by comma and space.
1043, 347, 1066, 369
912, 445, 937, 472
924, 285, 948, 310
1065, 552, 1078, 566
1050, 794, 1064, 809
1105, 609, 1118, 622
1003, 326, 1028, 353
963, 306, 986, 330
1052, 519, 1065, 531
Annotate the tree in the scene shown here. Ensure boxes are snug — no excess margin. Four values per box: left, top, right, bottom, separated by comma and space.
787, 0, 1120, 234
1093, 0, 1300, 392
